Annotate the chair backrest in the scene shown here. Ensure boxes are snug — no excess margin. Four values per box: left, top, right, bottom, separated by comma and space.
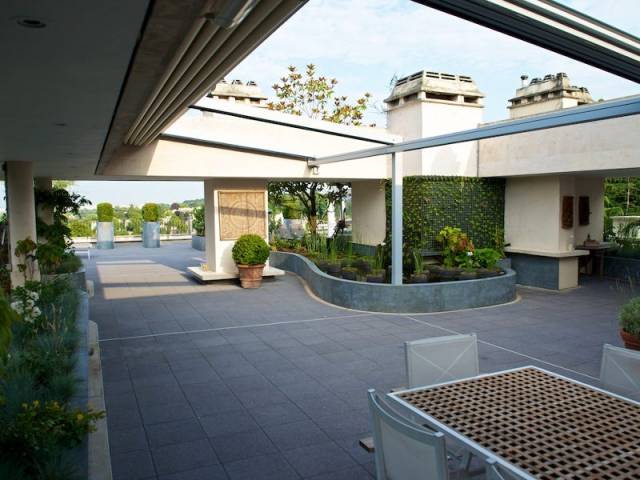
368, 389, 449, 480
405, 334, 479, 389
600, 344, 640, 396
485, 459, 530, 480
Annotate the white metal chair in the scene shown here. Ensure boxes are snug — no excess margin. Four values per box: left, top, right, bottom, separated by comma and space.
600, 344, 640, 397
368, 389, 450, 480
405, 333, 479, 389
485, 458, 530, 480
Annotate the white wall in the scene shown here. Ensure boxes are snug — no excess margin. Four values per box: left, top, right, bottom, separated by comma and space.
204, 178, 268, 274
505, 176, 561, 252
479, 114, 640, 177
505, 174, 605, 253
351, 180, 386, 246
386, 99, 483, 177
418, 102, 482, 177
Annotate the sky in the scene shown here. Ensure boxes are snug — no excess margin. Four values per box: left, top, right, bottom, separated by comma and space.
71, 0, 639, 207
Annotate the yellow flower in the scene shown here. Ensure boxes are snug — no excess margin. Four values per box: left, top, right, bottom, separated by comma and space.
76, 413, 84, 422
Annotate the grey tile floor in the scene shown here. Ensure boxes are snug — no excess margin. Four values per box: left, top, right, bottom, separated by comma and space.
88, 242, 631, 480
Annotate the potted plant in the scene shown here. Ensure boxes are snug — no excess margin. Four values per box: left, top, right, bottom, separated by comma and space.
341, 267, 358, 281
96, 202, 115, 249
475, 248, 503, 278
142, 203, 160, 248
619, 297, 640, 350
409, 249, 429, 283
191, 206, 205, 251
232, 234, 271, 289
435, 227, 472, 281
367, 245, 386, 283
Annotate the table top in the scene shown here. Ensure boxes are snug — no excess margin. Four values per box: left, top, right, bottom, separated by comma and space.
390, 367, 640, 480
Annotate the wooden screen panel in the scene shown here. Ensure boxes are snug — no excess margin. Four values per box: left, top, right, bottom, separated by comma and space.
562, 195, 574, 229
218, 191, 266, 241
579, 196, 590, 226
398, 368, 640, 480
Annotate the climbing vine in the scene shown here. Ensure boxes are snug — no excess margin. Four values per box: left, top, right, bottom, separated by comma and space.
385, 176, 505, 253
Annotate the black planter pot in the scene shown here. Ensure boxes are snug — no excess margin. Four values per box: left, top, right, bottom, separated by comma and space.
353, 259, 372, 274
458, 271, 478, 280
366, 274, 385, 283
477, 268, 501, 278
341, 269, 358, 281
409, 273, 429, 284
315, 260, 329, 272
327, 263, 342, 276
431, 266, 462, 281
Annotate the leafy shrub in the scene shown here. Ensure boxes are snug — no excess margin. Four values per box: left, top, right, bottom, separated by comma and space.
620, 297, 640, 337
0, 277, 100, 477
473, 248, 502, 269
68, 219, 92, 238
193, 206, 205, 236
96, 203, 114, 222
142, 203, 160, 222
436, 227, 474, 268
232, 234, 270, 265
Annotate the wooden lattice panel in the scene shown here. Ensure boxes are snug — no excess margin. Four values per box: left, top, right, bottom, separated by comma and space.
218, 191, 266, 241
397, 368, 640, 479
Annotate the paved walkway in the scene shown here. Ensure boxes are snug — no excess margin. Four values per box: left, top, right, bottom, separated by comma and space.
88, 241, 630, 480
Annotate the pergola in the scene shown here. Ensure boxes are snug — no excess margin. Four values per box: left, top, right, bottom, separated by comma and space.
308, 0, 640, 285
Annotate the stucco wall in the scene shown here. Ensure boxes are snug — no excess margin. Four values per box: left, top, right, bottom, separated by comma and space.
204, 178, 269, 274
505, 176, 561, 252
386, 99, 482, 177
479, 114, 640, 177
505, 175, 605, 253
351, 180, 386, 246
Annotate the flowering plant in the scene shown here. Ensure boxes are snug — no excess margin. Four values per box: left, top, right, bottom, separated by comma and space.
11, 287, 41, 324
436, 227, 475, 268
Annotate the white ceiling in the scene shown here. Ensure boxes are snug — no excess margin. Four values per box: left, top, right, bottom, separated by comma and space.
0, 0, 150, 178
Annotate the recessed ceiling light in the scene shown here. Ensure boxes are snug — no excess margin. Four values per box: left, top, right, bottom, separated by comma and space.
16, 17, 46, 29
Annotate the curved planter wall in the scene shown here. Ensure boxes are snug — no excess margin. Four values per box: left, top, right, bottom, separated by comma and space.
270, 251, 517, 313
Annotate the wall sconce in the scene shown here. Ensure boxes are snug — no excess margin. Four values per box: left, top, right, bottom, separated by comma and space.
311, 166, 319, 176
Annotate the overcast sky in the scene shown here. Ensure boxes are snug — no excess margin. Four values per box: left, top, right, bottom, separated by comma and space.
72, 0, 639, 206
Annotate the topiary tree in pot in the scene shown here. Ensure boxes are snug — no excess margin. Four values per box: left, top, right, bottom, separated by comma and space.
142, 203, 160, 248
96, 202, 115, 249
619, 297, 640, 350
232, 234, 270, 288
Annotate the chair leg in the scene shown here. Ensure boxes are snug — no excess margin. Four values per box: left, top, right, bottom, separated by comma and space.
359, 436, 375, 453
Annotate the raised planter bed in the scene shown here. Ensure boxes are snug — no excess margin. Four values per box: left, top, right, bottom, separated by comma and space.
603, 256, 640, 281
270, 251, 516, 313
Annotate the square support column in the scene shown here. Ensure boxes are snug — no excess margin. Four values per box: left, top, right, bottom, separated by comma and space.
6, 161, 39, 286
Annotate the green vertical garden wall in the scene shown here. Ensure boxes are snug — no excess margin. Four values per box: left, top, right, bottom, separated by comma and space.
385, 176, 505, 252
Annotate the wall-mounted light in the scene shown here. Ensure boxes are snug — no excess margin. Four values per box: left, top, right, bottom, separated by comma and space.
204, 0, 258, 29
311, 166, 319, 176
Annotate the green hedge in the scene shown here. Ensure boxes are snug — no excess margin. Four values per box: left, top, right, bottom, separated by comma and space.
96, 203, 114, 222
142, 203, 160, 222
385, 176, 505, 252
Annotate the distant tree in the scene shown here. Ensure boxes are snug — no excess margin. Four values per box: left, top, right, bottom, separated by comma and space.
267, 64, 371, 233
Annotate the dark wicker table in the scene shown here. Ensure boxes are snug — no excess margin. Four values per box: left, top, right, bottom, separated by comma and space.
389, 366, 640, 480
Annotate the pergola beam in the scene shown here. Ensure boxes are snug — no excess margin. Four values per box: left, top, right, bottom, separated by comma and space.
309, 95, 640, 166
412, 0, 640, 83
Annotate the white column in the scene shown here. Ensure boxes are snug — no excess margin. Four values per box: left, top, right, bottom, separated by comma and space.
34, 177, 53, 228
391, 152, 403, 285
204, 179, 216, 272
6, 161, 40, 286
